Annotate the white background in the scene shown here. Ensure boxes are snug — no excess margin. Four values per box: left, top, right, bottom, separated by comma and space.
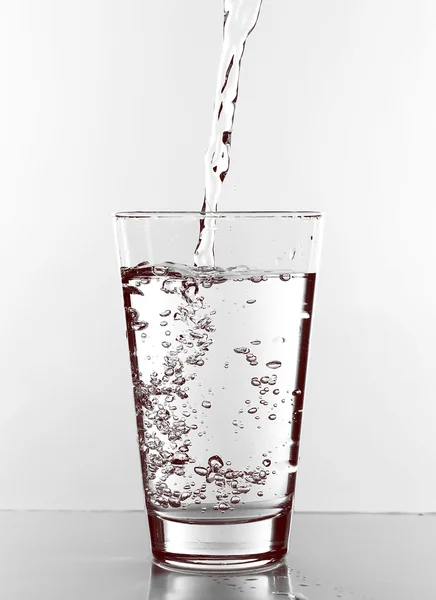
1, 0, 435, 512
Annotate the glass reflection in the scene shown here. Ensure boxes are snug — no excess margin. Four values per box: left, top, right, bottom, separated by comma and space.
147, 558, 304, 600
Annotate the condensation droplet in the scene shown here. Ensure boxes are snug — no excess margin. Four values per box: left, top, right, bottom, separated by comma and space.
268, 414, 277, 421
159, 310, 171, 317
246, 299, 256, 305
257, 491, 264, 497
251, 340, 261, 346
230, 496, 240, 505
262, 459, 271, 467
162, 341, 171, 348
202, 400, 211, 409
280, 273, 291, 281
247, 407, 257, 414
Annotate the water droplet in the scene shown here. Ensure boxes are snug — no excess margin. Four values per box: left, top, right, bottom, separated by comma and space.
160, 321, 168, 327
292, 389, 302, 396
195, 498, 201, 504
230, 496, 240, 505
160, 310, 171, 317
248, 407, 257, 414
219, 502, 229, 511
262, 459, 271, 467
153, 266, 168, 276
280, 273, 291, 281
224, 361, 229, 368
141, 333, 147, 339
250, 276, 262, 283
251, 378, 260, 387
273, 389, 280, 395
268, 414, 277, 421
301, 311, 310, 319
162, 341, 171, 348
266, 360, 282, 369
202, 400, 211, 409
257, 491, 264, 497
246, 299, 256, 304
234, 347, 250, 354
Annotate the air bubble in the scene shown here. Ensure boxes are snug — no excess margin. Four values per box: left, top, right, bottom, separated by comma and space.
194, 467, 208, 476
207, 456, 224, 472
266, 360, 282, 369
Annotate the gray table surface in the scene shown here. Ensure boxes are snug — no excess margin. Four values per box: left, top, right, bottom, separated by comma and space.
0, 511, 434, 599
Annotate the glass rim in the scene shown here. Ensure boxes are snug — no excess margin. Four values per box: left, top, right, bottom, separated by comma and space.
113, 211, 324, 219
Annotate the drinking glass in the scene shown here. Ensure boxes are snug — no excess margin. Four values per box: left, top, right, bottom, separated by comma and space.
114, 211, 324, 570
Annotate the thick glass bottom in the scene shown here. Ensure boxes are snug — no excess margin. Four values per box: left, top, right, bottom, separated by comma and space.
148, 509, 292, 571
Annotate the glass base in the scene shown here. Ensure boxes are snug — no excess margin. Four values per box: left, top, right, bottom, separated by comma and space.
148, 510, 291, 571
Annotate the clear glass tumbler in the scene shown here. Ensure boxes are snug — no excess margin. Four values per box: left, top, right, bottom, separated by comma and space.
113, 211, 324, 570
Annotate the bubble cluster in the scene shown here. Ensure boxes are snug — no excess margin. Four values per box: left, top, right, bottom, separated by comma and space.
121, 261, 304, 513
